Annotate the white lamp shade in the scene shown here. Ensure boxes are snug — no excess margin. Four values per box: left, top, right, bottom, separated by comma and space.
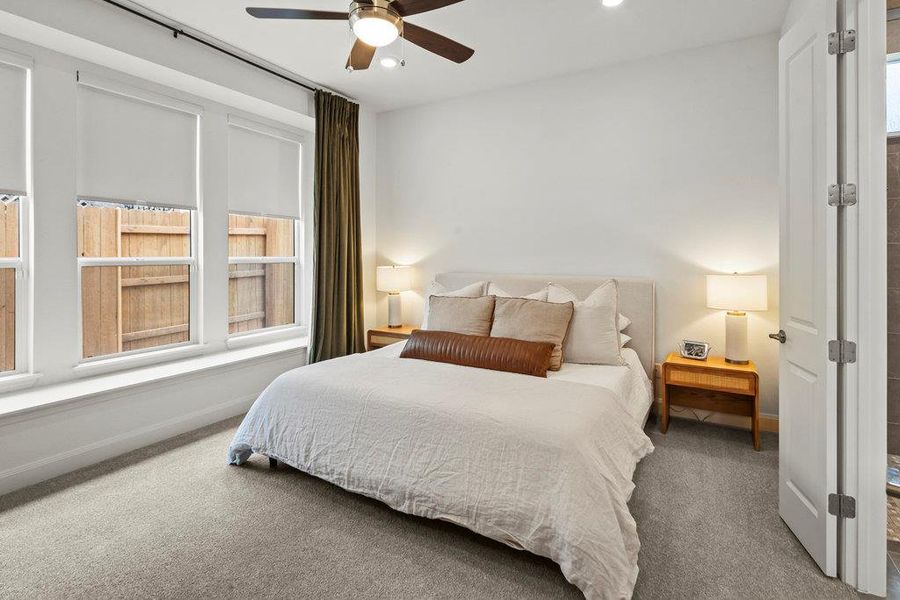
376, 266, 412, 293
706, 274, 768, 312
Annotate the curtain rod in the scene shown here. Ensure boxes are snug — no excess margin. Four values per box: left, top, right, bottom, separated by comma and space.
98, 0, 340, 97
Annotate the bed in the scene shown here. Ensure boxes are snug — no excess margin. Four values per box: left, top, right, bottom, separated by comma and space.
228, 273, 656, 600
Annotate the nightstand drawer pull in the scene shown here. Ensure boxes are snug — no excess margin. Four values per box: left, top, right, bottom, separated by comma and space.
668, 369, 753, 394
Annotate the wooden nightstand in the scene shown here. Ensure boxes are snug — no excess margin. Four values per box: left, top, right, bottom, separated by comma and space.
660, 352, 761, 450
366, 325, 416, 351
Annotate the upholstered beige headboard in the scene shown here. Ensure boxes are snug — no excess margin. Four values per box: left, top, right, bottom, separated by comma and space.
434, 273, 656, 377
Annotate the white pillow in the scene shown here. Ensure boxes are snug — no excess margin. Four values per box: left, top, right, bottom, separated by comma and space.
547, 280, 625, 366
421, 280, 486, 328
487, 282, 549, 301
620, 333, 632, 348
618, 314, 631, 332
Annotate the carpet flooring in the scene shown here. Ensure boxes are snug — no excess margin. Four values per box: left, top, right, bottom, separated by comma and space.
0, 416, 860, 600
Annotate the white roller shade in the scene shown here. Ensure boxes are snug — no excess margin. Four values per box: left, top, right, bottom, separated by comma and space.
76, 75, 199, 208
0, 57, 28, 196
227, 116, 301, 219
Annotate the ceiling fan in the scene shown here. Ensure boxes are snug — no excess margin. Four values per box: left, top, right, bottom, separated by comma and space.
246, 0, 474, 71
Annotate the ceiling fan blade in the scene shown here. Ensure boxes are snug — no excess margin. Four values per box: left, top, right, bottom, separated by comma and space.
390, 0, 466, 17
246, 7, 348, 20
402, 22, 474, 63
346, 39, 377, 70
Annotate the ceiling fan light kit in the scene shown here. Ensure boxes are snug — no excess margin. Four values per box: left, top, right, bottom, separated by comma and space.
350, 0, 402, 47
247, 0, 475, 71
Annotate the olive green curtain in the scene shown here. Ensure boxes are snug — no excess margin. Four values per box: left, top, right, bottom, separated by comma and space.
309, 91, 365, 363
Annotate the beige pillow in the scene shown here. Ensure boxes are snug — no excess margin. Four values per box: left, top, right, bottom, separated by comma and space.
489, 297, 574, 370
487, 282, 549, 301
424, 295, 496, 337
548, 280, 624, 366
421, 280, 486, 328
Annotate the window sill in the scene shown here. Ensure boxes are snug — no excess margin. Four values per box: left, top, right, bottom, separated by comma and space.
0, 372, 43, 395
0, 337, 307, 422
226, 325, 308, 350
74, 343, 208, 379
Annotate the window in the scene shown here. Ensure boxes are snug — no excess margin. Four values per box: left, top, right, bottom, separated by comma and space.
0, 195, 21, 373
75, 75, 200, 361
0, 53, 30, 376
228, 214, 298, 334
226, 116, 303, 337
77, 201, 194, 359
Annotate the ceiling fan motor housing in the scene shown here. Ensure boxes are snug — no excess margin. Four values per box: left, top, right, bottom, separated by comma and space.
349, 0, 404, 39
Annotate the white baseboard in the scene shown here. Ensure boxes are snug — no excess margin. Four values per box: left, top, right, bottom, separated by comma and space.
0, 394, 255, 497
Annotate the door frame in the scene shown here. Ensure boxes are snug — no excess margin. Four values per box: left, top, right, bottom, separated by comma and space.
845, 0, 887, 595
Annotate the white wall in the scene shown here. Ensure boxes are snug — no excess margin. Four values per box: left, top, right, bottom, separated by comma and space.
0, 0, 313, 115
0, 348, 306, 495
375, 33, 781, 416
360, 108, 379, 334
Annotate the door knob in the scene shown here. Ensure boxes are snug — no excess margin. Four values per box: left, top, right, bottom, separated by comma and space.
769, 330, 786, 344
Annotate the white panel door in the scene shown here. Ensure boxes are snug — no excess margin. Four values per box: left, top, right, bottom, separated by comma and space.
777, 0, 838, 577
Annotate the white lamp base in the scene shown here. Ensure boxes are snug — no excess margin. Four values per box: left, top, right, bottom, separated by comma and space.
725, 311, 750, 364
387, 293, 403, 328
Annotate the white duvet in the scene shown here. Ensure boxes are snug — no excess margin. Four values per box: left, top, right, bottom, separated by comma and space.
228, 346, 653, 600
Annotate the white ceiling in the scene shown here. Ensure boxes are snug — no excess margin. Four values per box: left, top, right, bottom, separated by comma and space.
131, 0, 789, 112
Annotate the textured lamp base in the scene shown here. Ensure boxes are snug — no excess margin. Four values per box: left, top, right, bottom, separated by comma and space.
725, 311, 750, 364
387, 293, 403, 328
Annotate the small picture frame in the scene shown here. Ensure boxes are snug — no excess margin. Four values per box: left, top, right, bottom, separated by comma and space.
680, 340, 711, 361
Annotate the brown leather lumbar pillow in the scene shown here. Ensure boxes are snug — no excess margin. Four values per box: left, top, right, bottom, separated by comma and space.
400, 330, 555, 378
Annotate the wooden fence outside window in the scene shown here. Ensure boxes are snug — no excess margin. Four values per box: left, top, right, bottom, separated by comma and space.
0, 199, 17, 371
76, 205, 294, 359
0, 203, 296, 367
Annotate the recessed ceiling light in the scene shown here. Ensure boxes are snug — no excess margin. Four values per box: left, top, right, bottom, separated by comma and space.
602, 0, 624, 6
380, 56, 401, 70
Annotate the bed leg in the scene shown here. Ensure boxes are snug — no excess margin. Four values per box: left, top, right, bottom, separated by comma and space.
268, 457, 278, 470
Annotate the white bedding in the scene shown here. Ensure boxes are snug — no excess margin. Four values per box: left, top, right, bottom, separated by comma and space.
550, 348, 654, 425
372, 343, 653, 425
228, 346, 654, 599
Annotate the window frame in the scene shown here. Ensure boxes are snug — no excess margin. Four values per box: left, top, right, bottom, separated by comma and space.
0, 38, 317, 387
0, 195, 29, 380
0, 48, 32, 384
75, 202, 200, 365
226, 211, 304, 343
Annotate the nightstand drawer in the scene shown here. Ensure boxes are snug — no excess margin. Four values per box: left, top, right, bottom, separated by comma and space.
367, 325, 416, 351
667, 368, 755, 395
369, 333, 406, 348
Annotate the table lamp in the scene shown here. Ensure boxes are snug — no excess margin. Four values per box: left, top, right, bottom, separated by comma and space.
377, 265, 412, 328
706, 274, 768, 364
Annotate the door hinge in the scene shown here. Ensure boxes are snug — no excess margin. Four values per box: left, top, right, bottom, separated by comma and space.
828, 339, 857, 364
828, 30, 857, 55
827, 183, 857, 207
828, 493, 856, 519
